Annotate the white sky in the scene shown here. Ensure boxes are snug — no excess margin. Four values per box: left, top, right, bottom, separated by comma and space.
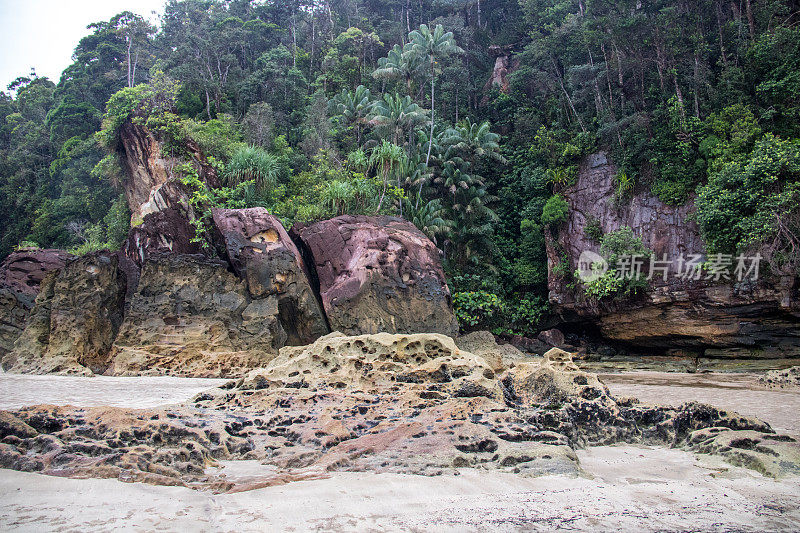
0, 0, 165, 91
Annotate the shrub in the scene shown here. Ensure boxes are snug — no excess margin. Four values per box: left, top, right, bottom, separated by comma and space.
579, 226, 652, 300
541, 194, 569, 226
225, 146, 279, 193
453, 291, 502, 330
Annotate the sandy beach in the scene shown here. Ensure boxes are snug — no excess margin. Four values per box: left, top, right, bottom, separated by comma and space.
1, 369, 799, 532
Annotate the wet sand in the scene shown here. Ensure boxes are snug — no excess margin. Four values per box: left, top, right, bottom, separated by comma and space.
1, 369, 799, 531
0, 368, 227, 409
601, 371, 800, 434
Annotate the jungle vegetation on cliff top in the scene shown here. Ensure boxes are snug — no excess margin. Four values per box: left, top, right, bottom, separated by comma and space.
1, 0, 799, 335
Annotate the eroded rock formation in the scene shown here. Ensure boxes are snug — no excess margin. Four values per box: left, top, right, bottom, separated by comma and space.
0, 249, 72, 357
1, 335, 797, 490
292, 215, 459, 337
108, 253, 285, 377
119, 206, 204, 298
548, 151, 800, 362
118, 122, 219, 224
1, 122, 456, 377
2, 252, 126, 375
212, 207, 329, 345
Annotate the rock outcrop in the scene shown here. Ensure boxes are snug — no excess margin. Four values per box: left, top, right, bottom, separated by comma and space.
0, 249, 72, 356
292, 215, 459, 337
2, 252, 126, 375
481, 45, 519, 106
108, 253, 285, 377
758, 366, 800, 389
455, 330, 532, 371
212, 207, 329, 345
547, 151, 800, 362
119, 207, 203, 297
118, 122, 219, 224
1, 335, 798, 490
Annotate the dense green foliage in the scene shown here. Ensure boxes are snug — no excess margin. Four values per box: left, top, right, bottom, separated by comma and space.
2, 0, 800, 334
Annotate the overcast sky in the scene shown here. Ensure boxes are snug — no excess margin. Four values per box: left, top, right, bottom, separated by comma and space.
0, 0, 165, 91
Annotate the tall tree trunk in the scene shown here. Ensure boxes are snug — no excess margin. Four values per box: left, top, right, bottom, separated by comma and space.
132, 50, 139, 87
126, 36, 133, 88
673, 72, 687, 125
426, 76, 435, 165
693, 50, 701, 118
744, 0, 755, 39
588, 47, 603, 117
716, 1, 729, 67
551, 55, 586, 133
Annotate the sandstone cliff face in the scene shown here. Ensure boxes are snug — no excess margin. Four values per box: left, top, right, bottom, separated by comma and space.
292, 215, 459, 338
119, 207, 204, 298
108, 253, 285, 377
2, 252, 126, 375
118, 122, 219, 224
547, 151, 800, 359
212, 207, 329, 345
483, 45, 519, 98
2, 121, 459, 377
0, 249, 72, 357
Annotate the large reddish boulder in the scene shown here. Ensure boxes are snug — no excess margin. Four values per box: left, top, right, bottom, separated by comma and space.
291, 215, 458, 337
211, 207, 328, 345
0, 249, 73, 357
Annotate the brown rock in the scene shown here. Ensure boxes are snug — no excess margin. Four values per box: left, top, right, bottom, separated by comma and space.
2, 252, 127, 375
211, 207, 329, 345
0, 249, 72, 357
455, 330, 531, 371
537, 328, 566, 348
117, 122, 219, 224
292, 215, 458, 337
119, 207, 203, 297
108, 253, 285, 377
547, 151, 800, 358
2, 333, 799, 488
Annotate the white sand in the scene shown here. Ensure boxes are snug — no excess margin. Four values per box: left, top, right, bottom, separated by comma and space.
1, 446, 799, 531
1, 370, 800, 531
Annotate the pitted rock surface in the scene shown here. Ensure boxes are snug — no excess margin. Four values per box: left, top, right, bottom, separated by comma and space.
1, 334, 797, 491
2, 252, 126, 375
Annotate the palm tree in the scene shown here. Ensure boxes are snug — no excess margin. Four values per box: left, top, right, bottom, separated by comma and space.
369, 92, 427, 146
449, 183, 499, 268
345, 148, 370, 173
404, 194, 453, 245
320, 180, 354, 216
406, 24, 464, 166
329, 85, 373, 146
447, 119, 504, 162
370, 140, 407, 213
372, 43, 420, 96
